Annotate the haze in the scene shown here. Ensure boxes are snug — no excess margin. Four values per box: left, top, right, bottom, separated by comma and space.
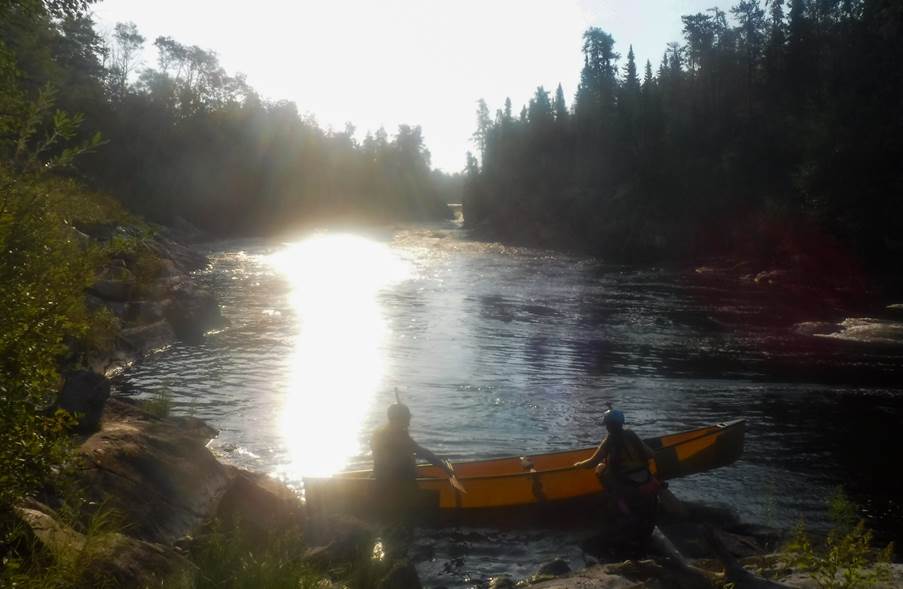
93, 0, 733, 172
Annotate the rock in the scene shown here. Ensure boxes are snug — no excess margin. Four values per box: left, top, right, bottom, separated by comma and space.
376, 560, 422, 589
794, 321, 838, 337
165, 285, 224, 343
99, 264, 135, 282
303, 529, 373, 568
118, 320, 175, 355
127, 299, 168, 324
488, 575, 516, 589
148, 233, 209, 273
14, 501, 196, 587
57, 370, 111, 433
536, 558, 572, 577
76, 399, 231, 544
93, 532, 197, 588
74, 221, 117, 241
88, 278, 134, 302
214, 470, 304, 544
528, 564, 639, 589
162, 216, 208, 245
14, 501, 85, 558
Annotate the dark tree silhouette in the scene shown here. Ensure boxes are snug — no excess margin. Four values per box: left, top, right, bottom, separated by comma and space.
464, 1, 903, 271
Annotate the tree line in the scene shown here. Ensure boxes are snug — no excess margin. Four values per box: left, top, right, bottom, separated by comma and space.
464, 0, 903, 269
1, 3, 453, 236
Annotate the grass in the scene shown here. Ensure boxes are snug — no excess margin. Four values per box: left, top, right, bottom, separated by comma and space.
784, 487, 895, 589
1, 500, 123, 589
139, 388, 173, 418
190, 518, 323, 589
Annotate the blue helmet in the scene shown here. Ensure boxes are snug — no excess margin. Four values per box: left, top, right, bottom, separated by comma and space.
602, 408, 625, 428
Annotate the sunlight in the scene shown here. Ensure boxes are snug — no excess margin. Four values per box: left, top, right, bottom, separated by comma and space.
268, 234, 411, 476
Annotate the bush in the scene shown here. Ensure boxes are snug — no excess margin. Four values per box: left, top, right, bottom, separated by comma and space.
191, 519, 321, 589
785, 488, 894, 589
139, 388, 172, 418
0, 82, 109, 507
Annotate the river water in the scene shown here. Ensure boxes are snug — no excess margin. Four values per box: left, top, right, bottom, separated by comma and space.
114, 223, 903, 584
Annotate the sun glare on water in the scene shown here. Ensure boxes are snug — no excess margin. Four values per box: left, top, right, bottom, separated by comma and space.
268, 233, 411, 477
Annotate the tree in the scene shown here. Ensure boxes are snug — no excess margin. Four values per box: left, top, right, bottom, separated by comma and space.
472, 98, 491, 161
623, 45, 640, 90
107, 21, 144, 100
643, 59, 654, 90
576, 27, 619, 117
553, 83, 568, 122
527, 86, 553, 126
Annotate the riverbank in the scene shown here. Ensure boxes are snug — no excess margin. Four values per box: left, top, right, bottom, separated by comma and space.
14, 394, 900, 587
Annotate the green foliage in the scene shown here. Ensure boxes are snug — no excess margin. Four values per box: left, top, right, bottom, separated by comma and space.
139, 388, 172, 418
784, 488, 894, 589
0, 77, 114, 510
190, 519, 320, 589
465, 2, 903, 266
1, 498, 123, 589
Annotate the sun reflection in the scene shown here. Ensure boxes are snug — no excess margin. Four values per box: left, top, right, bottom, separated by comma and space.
268, 233, 410, 477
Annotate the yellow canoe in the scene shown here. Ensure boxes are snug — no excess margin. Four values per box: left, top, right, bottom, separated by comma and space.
304, 420, 745, 520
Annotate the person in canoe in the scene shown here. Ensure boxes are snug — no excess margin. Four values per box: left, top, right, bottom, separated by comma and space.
574, 404, 659, 519
371, 391, 465, 521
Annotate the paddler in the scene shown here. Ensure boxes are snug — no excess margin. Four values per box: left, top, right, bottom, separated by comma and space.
371, 391, 465, 523
574, 405, 657, 515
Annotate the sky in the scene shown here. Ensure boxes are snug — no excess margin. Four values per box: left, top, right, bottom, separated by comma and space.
92, 0, 734, 172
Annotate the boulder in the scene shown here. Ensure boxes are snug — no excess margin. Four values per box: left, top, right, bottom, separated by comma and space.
147, 234, 209, 273
488, 576, 516, 589
88, 278, 134, 302
376, 560, 422, 589
213, 470, 304, 544
77, 399, 232, 544
14, 501, 196, 588
118, 320, 176, 355
536, 558, 572, 577
303, 515, 375, 567
126, 299, 169, 324
165, 285, 224, 343
57, 370, 110, 433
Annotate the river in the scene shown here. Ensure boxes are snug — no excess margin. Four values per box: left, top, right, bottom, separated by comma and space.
114, 223, 903, 585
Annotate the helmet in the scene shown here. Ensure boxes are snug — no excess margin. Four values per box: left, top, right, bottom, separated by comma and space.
602, 408, 625, 428
387, 402, 411, 424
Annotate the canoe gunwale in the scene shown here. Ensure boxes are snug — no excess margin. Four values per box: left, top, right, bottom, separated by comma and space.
320, 419, 746, 483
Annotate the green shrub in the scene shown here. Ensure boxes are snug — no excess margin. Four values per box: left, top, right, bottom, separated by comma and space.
191, 519, 321, 589
785, 488, 894, 589
139, 388, 172, 418
1, 500, 123, 589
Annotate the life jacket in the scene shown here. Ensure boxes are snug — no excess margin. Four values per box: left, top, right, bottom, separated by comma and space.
371, 426, 417, 481
609, 429, 651, 479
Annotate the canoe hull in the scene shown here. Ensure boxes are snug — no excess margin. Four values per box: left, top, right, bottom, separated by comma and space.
304, 420, 745, 523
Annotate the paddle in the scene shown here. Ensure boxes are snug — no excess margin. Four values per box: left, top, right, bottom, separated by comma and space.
444, 460, 467, 494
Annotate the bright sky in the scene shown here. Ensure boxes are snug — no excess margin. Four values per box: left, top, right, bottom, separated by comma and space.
93, 0, 733, 172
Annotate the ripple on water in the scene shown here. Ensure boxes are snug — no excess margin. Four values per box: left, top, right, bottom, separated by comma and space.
113, 227, 903, 585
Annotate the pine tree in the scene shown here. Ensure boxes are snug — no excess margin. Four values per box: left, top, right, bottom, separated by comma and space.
554, 83, 568, 121
624, 45, 640, 89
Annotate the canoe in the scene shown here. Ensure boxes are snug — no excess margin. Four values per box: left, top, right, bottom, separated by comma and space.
304, 419, 745, 521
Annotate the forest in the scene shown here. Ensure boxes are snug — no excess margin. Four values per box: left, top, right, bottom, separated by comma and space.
464, 0, 903, 271
1, 0, 453, 235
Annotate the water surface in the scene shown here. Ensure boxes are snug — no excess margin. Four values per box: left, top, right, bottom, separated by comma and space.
115, 224, 903, 585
